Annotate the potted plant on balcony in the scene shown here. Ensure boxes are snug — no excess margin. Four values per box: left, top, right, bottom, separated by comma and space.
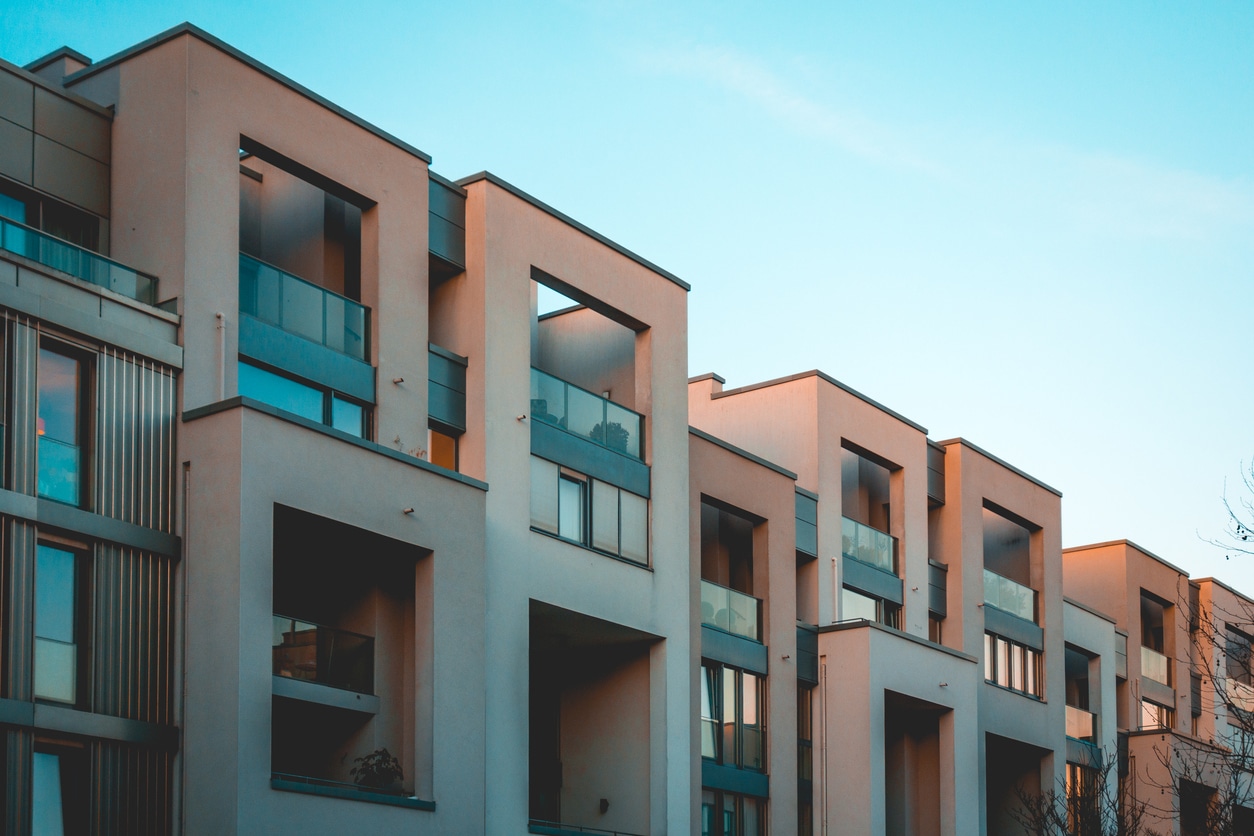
350, 748, 404, 794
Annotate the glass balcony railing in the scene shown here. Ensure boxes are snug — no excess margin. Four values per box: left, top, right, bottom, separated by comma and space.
1141, 645, 1171, 686
529, 367, 643, 459
841, 516, 896, 574
1066, 704, 1096, 743
239, 253, 370, 362
272, 615, 374, 694
983, 569, 1036, 623
0, 215, 158, 304
1116, 633, 1128, 679
37, 435, 80, 505
700, 579, 761, 642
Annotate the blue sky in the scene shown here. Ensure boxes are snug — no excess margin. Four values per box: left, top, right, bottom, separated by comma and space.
4, 1, 1253, 586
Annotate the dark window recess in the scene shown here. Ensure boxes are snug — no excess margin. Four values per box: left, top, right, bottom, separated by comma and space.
0, 179, 99, 251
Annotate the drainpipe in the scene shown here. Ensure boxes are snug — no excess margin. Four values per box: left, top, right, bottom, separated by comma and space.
215, 312, 226, 400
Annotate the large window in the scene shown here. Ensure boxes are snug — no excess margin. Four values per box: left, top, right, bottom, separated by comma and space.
841, 585, 900, 629
701, 662, 764, 771
1140, 698, 1174, 730
984, 632, 1042, 698
37, 344, 87, 506
702, 789, 765, 836
529, 456, 648, 564
35, 543, 86, 706
238, 360, 369, 439
33, 742, 87, 835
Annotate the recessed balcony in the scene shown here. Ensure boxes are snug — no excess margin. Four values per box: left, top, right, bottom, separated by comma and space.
1065, 705, 1096, 743
530, 367, 642, 460
1141, 645, 1171, 687
0, 215, 157, 304
272, 614, 374, 695
239, 253, 370, 362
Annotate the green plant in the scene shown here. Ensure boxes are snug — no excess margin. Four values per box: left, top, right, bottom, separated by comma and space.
350, 748, 404, 791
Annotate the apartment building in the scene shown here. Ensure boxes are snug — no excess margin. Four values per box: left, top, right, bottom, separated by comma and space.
5, 19, 1254, 836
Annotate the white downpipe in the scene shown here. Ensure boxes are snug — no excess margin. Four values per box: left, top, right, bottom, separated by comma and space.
215, 312, 226, 401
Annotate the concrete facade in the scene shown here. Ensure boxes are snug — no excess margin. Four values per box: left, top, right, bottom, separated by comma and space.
4, 20, 1254, 836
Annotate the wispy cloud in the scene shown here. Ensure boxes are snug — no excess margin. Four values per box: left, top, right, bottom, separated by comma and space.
638, 44, 947, 176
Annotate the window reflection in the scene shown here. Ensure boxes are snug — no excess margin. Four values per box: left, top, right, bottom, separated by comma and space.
35, 544, 78, 704
37, 347, 83, 505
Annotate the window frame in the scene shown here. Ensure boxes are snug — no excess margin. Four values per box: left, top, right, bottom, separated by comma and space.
33, 538, 91, 709
32, 738, 89, 836
528, 456, 649, 566
36, 338, 93, 508
840, 585, 901, 629
700, 661, 766, 772
984, 631, 1043, 698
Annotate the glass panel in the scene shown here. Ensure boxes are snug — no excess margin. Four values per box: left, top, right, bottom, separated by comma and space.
237, 254, 368, 361
33, 752, 65, 836
841, 516, 894, 573
34, 638, 77, 703
722, 793, 737, 836
35, 545, 75, 642
619, 490, 648, 564
558, 477, 584, 542
591, 479, 620, 554
727, 587, 760, 641
0, 214, 155, 303
37, 436, 80, 505
722, 667, 736, 765
529, 457, 559, 533
272, 615, 374, 694
1011, 643, 1025, 691
743, 796, 763, 836
1026, 647, 1039, 696
701, 666, 718, 760
1141, 645, 1171, 685
996, 638, 1011, 687
741, 672, 764, 771
701, 790, 716, 836
330, 397, 363, 437
0, 192, 26, 223
527, 368, 643, 460
238, 362, 324, 423
985, 633, 995, 681
1066, 705, 1096, 741
983, 568, 1036, 622
841, 586, 879, 622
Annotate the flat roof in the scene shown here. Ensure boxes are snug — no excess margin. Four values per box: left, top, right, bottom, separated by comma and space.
23, 46, 93, 73
712, 369, 928, 435
689, 427, 797, 481
62, 23, 433, 164
1062, 538, 1191, 578
1063, 596, 1117, 626
935, 437, 1062, 497
455, 171, 690, 291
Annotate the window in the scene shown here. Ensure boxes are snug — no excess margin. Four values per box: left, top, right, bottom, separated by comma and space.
33, 742, 87, 835
841, 586, 900, 629
1140, 699, 1174, 730
984, 632, 1042, 698
928, 614, 943, 644
35, 543, 86, 706
702, 789, 765, 836
238, 360, 369, 439
1228, 628, 1253, 687
37, 343, 88, 506
700, 662, 764, 771
427, 424, 459, 471
1066, 763, 1100, 834
0, 180, 99, 251
529, 456, 647, 564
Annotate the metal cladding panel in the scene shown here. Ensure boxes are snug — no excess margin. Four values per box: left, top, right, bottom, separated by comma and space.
238, 314, 376, 403
0, 118, 34, 185
3, 517, 34, 701
93, 544, 175, 725
428, 347, 467, 431
0, 69, 34, 128
8, 316, 37, 496
701, 760, 770, 798
530, 419, 650, 498
1191, 673, 1203, 717
700, 625, 768, 675
842, 554, 904, 605
92, 740, 174, 835
796, 625, 819, 686
928, 563, 948, 617
33, 86, 110, 164
1141, 675, 1174, 708
4, 728, 33, 836
96, 348, 178, 533
33, 134, 109, 217
429, 212, 466, 268
927, 444, 946, 504
795, 492, 818, 557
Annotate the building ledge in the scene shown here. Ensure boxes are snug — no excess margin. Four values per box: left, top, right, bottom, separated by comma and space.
270, 775, 435, 811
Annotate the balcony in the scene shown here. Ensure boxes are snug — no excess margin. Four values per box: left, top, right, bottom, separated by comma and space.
239, 253, 370, 362
700, 579, 761, 643
983, 569, 1036, 623
1141, 645, 1171, 687
841, 517, 896, 574
530, 367, 642, 460
1232, 678, 1254, 713
272, 615, 374, 694
0, 215, 157, 304
1066, 705, 1096, 743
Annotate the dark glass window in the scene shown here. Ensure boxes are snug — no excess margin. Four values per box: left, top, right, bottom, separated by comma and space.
701, 662, 765, 771
984, 631, 1042, 698
32, 742, 87, 834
